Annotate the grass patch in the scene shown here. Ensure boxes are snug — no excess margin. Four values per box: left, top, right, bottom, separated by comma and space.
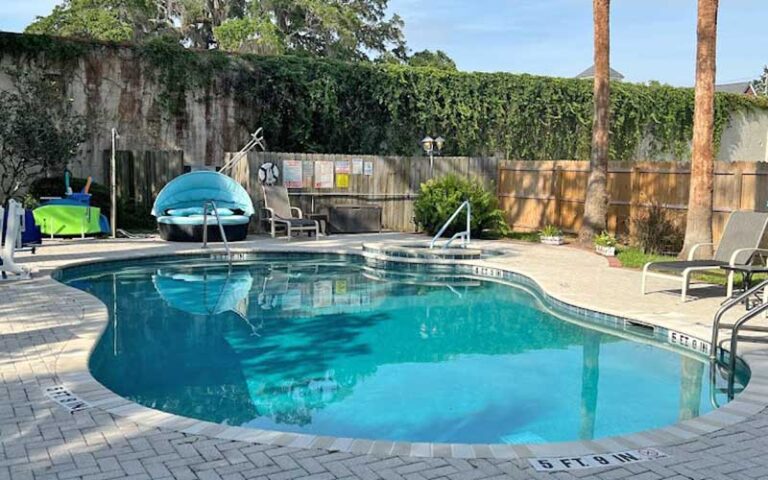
505, 231, 541, 242
616, 246, 767, 287
616, 247, 675, 269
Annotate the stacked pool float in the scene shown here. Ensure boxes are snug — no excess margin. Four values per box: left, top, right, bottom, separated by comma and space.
33, 174, 110, 237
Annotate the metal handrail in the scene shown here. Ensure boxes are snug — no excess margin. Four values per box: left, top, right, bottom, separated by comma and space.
429, 200, 471, 249
710, 278, 768, 360
728, 299, 768, 374
201, 200, 232, 264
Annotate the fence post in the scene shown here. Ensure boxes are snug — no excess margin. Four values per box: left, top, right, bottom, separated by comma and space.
734, 166, 744, 211
628, 164, 640, 239
549, 162, 559, 227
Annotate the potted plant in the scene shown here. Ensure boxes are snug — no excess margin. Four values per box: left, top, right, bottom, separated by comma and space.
539, 225, 564, 245
594, 231, 617, 257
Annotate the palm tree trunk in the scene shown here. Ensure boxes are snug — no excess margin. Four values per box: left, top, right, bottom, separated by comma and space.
579, 0, 611, 244
681, 0, 719, 259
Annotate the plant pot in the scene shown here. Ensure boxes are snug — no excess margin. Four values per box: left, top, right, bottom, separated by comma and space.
595, 245, 616, 257
540, 236, 564, 246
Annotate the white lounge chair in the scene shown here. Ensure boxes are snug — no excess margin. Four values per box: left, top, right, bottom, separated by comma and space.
261, 185, 319, 240
641, 211, 768, 301
1, 200, 31, 280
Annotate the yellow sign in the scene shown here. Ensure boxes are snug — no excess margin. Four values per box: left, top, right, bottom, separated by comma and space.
336, 173, 349, 188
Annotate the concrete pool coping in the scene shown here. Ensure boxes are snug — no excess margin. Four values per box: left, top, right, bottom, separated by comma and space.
40, 240, 768, 461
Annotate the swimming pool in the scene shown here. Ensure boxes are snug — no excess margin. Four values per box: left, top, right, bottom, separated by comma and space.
58, 253, 748, 445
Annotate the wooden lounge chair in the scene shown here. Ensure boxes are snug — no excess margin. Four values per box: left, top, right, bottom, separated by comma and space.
641, 211, 768, 301
261, 185, 319, 240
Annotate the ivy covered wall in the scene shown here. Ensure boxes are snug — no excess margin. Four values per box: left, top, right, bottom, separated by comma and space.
1, 32, 766, 184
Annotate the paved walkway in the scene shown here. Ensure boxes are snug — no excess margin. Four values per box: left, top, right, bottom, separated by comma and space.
3, 234, 768, 479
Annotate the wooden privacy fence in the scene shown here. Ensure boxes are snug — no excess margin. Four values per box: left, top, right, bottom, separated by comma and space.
498, 160, 768, 242
102, 150, 184, 212
229, 152, 498, 232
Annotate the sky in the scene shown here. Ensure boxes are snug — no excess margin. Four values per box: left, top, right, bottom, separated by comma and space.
2, 0, 766, 87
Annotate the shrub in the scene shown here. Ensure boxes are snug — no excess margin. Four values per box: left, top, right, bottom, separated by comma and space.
413, 175, 508, 238
540, 225, 563, 237
631, 203, 683, 254
0, 68, 86, 202
594, 231, 617, 247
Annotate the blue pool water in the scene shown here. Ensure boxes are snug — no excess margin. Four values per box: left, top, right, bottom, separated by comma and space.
59, 253, 747, 445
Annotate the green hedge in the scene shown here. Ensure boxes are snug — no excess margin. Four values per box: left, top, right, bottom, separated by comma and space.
3, 32, 767, 160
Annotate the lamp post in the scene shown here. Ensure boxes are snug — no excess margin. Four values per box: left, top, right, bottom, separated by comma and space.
421, 135, 445, 175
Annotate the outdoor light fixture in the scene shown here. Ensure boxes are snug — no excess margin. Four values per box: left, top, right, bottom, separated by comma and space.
421, 136, 435, 154
421, 135, 444, 174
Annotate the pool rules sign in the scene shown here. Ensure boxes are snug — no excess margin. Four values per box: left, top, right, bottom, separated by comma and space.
529, 448, 667, 472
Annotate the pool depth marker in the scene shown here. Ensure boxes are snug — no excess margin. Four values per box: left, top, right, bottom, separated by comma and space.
529, 448, 668, 472
43, 385, 91, 413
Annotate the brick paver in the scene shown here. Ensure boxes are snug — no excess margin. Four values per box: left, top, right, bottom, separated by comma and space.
3, 236, 768, 479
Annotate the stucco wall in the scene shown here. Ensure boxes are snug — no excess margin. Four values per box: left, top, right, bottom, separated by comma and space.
718, 108, 768, 163
0, 43, 248, 184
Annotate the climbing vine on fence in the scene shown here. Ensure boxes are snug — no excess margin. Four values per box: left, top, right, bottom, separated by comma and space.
2, 32, 766, 160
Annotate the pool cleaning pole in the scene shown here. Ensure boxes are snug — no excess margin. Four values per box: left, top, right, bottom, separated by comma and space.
110, 128, 118, 239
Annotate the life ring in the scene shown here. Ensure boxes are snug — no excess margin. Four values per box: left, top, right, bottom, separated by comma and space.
258, 162, 280, 185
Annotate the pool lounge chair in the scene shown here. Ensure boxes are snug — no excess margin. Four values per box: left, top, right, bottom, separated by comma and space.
641, 211, 768, 301
261, 185, 320, 240
1, 200, 31, 280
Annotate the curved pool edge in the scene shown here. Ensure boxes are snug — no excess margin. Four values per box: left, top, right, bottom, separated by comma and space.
47, 245, 768, 460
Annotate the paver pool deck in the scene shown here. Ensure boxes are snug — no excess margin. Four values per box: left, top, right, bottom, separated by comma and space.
3, 233, 768, 480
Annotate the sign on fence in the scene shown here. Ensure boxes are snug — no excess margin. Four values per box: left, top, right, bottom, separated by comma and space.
314, 161, 334, 188
283, 160, 303, 188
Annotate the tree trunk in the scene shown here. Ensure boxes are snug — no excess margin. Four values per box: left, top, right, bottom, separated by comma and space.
680, 0, 719, 259
579, 0, 611, 245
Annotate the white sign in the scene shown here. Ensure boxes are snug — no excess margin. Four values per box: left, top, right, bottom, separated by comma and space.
282, 160, 303, 188
335, 160, 351, 174
44, 385, 90, 413
352, 159, 363, 175
363, 161, 374, 176
314, 161, 334, 189
529, 448, 667, 472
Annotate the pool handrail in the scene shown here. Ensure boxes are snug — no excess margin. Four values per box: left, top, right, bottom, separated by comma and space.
430, 200, 471, 249
201, 200, 232, 264
710, 278, 768, 360
727, 300, 768, 396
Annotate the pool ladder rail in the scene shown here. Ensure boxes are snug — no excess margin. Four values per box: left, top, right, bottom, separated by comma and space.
201, 200, 232, 264
711, 278, 768, 397
429, 200, 471, 250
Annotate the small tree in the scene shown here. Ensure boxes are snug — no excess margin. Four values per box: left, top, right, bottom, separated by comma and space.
407, 50, 457, 71
752, 66, 768, 96
0, 69, 87, 203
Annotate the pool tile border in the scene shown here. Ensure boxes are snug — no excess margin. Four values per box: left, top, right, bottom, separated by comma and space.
45, 244, 768, 460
